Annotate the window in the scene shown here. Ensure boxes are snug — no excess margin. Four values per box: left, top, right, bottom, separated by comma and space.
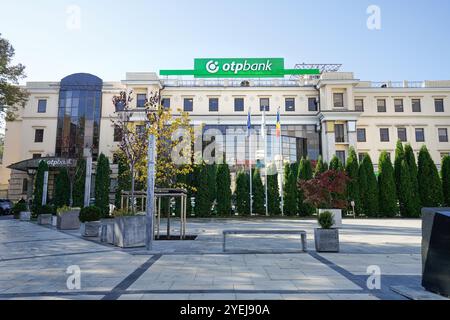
394, 99, 404, 112
209, 98, 219, 112
32, 154, 42, 159
358, 153, 366, 163
260, 98, 270, 112
335, 124, 345, 143
161, 98, 170, 109
308, 98, 317, 111
183, 98, 193, 112
34, 129, 44, 143
37, 99, 47, 113
285, 98, 295, 112
22, 178, 28, 194
377, 99, 386, 112
336, 151, 346, 166
415, 128, 425, 142
355, 99, 364, 112
136, 94, 147, 108
412, 99, 421, 112
333, 93, 344, 108
397, 128, 407, 142
438, 128, 449, 142
234, 98, 244, 112
380, 128, 389, 142
435, 99, 444, 112
357, 128, 366, 142
113, 125, 122, 142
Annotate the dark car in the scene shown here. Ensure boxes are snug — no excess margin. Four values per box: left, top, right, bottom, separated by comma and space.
0, 199, 13, 215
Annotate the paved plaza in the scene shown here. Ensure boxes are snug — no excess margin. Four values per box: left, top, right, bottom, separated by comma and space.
0, 216, 444, 300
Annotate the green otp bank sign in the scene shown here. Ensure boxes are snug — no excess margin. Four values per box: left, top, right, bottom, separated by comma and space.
160, 58, 320, 78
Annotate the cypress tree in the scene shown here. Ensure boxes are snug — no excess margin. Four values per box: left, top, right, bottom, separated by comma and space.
283, 163, 297, 216
73, 158, 86, 208
252, 169, 265, 215
329, 155, 344, 171
207, 164, 217, 210
195, 163, 210, 216
345, 147, 361, 215
399, 159, 417, 217
359, 154, 378, 217
33, 160, 49, 207
54, 168, 70, 208
267, 172, 281, 215
404, 144, 421, 216
442, 156, 450, 207
216, 162, 232, 215
314, 155, 327, 177
394, 141, 404, 204
378, 151, 398, 217
297, 158, 314, 216
95, 153, 111, 217
235, 170, 250, 215
418, 146, 443, 207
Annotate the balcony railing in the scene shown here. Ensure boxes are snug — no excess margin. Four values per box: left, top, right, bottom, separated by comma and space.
160, 78, 308, 88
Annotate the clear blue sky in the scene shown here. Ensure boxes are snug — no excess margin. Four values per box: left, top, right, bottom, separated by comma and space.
1, 0, 450, 83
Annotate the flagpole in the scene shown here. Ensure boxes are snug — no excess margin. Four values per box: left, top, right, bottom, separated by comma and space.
277, 107, 284, 216
248, 108, 253, 216
262, 109, 268, 217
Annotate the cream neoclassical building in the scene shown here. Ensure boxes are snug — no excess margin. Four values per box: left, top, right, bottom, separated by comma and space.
1, 60, 450, 201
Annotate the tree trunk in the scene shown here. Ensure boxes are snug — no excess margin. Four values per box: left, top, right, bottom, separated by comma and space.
130, 164, 135, 213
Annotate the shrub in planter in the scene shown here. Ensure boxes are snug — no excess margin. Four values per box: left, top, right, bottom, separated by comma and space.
112, 209, 145, 248
12, 201, 28, 220
314, 211, 339, 252
56, 206, 81, 230
79, 206, 102, 237
36, 205, 54, 225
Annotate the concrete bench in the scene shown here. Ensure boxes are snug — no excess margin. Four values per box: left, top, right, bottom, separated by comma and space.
223, 229, 307, 253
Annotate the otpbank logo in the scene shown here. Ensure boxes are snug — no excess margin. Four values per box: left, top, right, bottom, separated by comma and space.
159, 58, 321, 78
204, 59, 274, 75
195, 58, 282, 78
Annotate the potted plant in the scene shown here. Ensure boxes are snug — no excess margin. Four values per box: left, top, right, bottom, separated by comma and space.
113, 209, 146, 248
314, 211, 340, 252
12, 201, 28, 220
299, 170, 349, 228
79, 206, 102, 237
37, 205, 54, 225
56, 206, 81, 230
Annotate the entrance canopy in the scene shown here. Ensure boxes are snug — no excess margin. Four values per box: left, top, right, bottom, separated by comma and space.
8, 157, 78, 172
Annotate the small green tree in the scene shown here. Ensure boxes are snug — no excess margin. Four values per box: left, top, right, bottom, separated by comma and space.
267, 172, 281, 215
297, 158, 314, 216
73, 158, 86, 208
345, 147, 361, 215
195, 163, 210, 217
394, 141, 405, 196
216, 162, 232, 215
283, 163, 297, 216
359, 154, 378, 217
418, 146, 443, 207
33, 160, 49, 207
95, 153, 111, 217
54, 168, 70, 208
404, 144, 421, 216
399, 159, 418, 217
442, 155, 450, 207
378, 151, 398, 217
235, 170, 250, 215
114, 155, 131, 208
252, 169, 265, 215
314, 155, 327, 177
329, 155, 344, 171
207, 164, 217, 211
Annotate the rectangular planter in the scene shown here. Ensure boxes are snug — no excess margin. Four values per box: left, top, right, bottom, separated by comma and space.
51, 215, 57, 227
319, 209, 342, 228
114, 215, 146, 248
19, 211, 31, 221
37, 214, 52, 225
314, 228, 340, 252
82, 221, 101, 237
57, 210, 81, 230
101, 219, 115, 244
